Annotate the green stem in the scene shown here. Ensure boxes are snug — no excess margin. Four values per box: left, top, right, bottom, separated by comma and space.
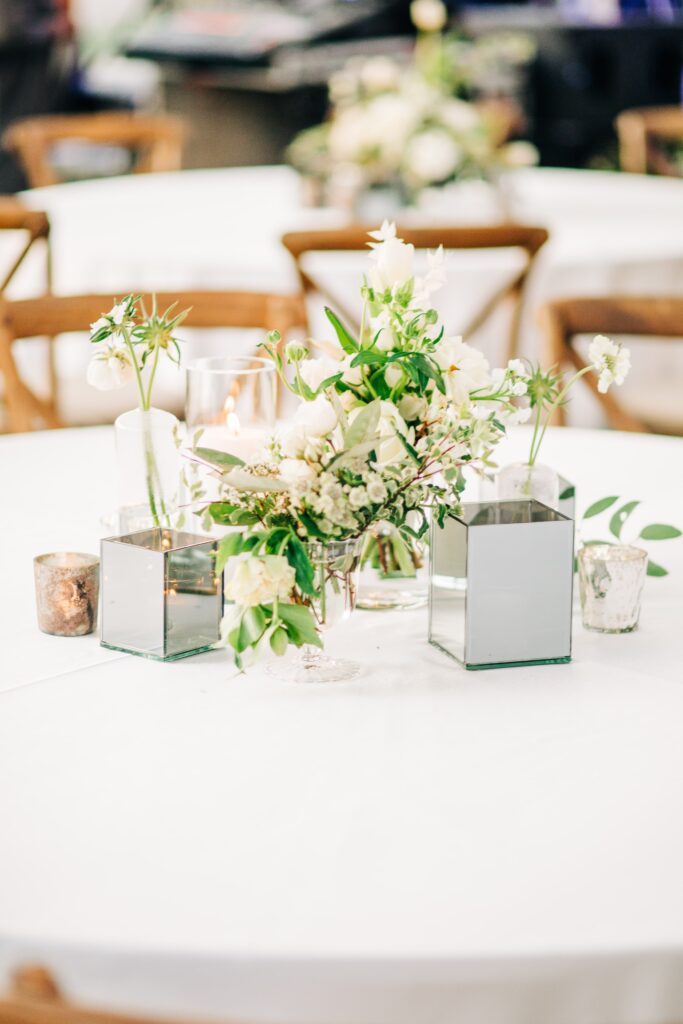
528, 366, 592, 467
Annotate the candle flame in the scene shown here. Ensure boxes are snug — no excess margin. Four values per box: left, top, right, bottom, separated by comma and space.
224, 395, 240, 435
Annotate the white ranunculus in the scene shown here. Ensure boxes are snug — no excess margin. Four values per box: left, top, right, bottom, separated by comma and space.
279, 458, 318, 484
398, 392, 428, 423
340, 356, 363, 387
439, 98, 482, 134
279, 423, 307, 458
497, 141, 539, 169
360, 56, 400, 94
410, 0, 447, 32
588, 334, 631, 394
86, 351, 134, 391
433, 336, 492, 405
405, 129, 463, 185
384, 363, 403, 389
299, 355, 340, 392
294, 393, 339, 438
225, 556, 295, 608
369, 235, 415, 293
374, 400, 413, 466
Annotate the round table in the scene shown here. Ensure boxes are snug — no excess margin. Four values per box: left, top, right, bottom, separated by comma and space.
2, 425, 683, 1024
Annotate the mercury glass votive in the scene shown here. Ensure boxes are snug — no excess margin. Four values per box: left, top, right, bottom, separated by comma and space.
578, 544, 647, 634
34, 552, 100, 637
100, 529, 223, 660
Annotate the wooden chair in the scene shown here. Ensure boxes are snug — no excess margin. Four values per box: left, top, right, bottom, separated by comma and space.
0, 198, 51, 293
2, 112, 187, 188
0, 290, 305, 432
615, 105, 683, 176
282, 224, 549, 361
0, 964, 245, 1024
541, 295, 683, 434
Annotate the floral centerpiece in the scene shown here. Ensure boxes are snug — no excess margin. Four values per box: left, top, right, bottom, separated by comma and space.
193, 224, 528, 678
287, 0, 537, 209
88, 294, 188, 528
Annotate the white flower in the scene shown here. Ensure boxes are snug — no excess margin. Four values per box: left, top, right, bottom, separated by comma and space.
225, 556, 295, 608
340, 355, 363, 387
588, 334, 631, 394
299, 355, 340, 392
414, 245, 446, 304
279, 458, 318, 485
109, 301, 129, 326
374, 400, 413, 467
507, 404, 532, 425
498, 141, 539, 169
278, 423, 307, 458
366, 476, 388, 504
294, 394, 338, 438
507, 358, 526, 377
405, 129, 463, 185
439, 98, 482, 134
433, 336, 491, 405
410, 0, 447, 32
368, 224, 415, 292
89, 316, 109, 337
360, 56, 400, 93
86, 350, 134, 391
398, 393, 428, 422
385, 363, 403, 389
348, 485, 369, 510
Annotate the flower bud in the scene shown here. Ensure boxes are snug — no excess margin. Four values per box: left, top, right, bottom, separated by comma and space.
285, 341, 308, 364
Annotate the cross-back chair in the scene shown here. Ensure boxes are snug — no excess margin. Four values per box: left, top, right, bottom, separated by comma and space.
541, 295, 683, 434
282, 224, 549, 361
0, 198, 51, 293
2, 112, 187, 188
615, 105, 683, 176
0, 964, 241, 1024
0, 290, 305, 433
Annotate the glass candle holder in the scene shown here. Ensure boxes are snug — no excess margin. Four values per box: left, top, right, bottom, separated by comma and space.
496, 462, 560, 510
578, 544, 647, 634
34, 552, 100, 637
185, 356, 277, 462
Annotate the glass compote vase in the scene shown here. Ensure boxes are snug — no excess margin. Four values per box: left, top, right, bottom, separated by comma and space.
357, 524, 428, 611
496, 462, 560, 510
273, 538, 363, 684
115, 407, 180, 532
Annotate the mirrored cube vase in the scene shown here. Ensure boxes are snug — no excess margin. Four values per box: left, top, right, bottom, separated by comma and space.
429, 500, 574, 669
101, 530, 223, 661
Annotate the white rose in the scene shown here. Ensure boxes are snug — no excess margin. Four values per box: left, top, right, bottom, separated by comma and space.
360, 56, 400, 93
410, 0, 447, 31
278, 423, 307, 458
299, 355, 340, 392
340, 355, 363, 387
225, 555, 295, 608
294, 394, 338, 438
398, 393, 428, 422
434, 336, 491, 405
405, 129, 463, 185
86, 352, 134, 391
279, 458, 318, 484
385, 363, 403, 389
369, 235, 415, 292
375, 400, 413, 467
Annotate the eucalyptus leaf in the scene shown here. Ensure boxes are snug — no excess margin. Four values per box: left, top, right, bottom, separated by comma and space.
583, 495, 619, 519
195, 447, 245, 469
647, 559, 668, 577
343, 399, 381, 449
609, 500, 640, 540
639, 524, 682, 541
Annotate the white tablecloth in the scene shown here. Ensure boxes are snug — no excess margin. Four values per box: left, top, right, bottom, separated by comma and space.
1, 425, 683, 1023
4, 166, 683, 427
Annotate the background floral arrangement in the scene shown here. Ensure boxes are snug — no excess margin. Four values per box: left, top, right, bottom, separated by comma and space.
287, 0, 538, 201
195, 223, 530, 668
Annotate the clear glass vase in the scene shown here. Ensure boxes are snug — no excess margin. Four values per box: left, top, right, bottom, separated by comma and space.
578, 544, 647, 634
357, 524, 428, 611
114, 407, 180, 532
272, 537, 363, 684
496, 462, 560, 510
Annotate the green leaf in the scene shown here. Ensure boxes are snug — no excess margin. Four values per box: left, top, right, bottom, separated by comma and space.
277, 602, 322, 648
351, 350, 387, 367
195, 447, 245, 469
395, 429, 421, 465
583, 495, 619, 519
609, 500, 640, 540
208, 502, 240, 525
324, 307, 358, 354
343, 398, 381, 449
639, 524, 682, 541
270, 626, 289, 657
286, 534, 317, 596
215, 531, 244, 574
559, 485, 576, 501
241, 605, 267, 645
647, 559, 668, 577
313, 372, 343, 396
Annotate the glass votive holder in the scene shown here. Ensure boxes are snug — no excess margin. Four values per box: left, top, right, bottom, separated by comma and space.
185, 356, 277, 461
34, 552, 100, 637
578, 544, 647, 634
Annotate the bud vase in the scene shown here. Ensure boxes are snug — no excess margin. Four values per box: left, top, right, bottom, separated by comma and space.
357, 524, 428, 611
496, 462, 560, 510
271, 537, 363, 683
114, 408, 180, 532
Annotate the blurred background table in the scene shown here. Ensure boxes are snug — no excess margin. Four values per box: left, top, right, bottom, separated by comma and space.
1, 423, 683, 1024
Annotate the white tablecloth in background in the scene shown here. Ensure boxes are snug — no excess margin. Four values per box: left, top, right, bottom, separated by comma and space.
3, 166, 683, 426
1, 425, 683, 1024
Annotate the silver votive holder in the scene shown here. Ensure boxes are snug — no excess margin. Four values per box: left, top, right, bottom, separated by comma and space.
429, 500, 574, 669
34, 552, 100, 637
578, 544, 647, 634
100, 529, 223, 661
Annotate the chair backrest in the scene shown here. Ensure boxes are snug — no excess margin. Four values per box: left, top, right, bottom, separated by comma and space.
615, 106, 683, 175
2, 112, 187, 188
282, 224, 549, 361
0, 198, 51, 293
541, 295, 683, 432
0, 290, 305, 433
0, 964, 219, 1024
